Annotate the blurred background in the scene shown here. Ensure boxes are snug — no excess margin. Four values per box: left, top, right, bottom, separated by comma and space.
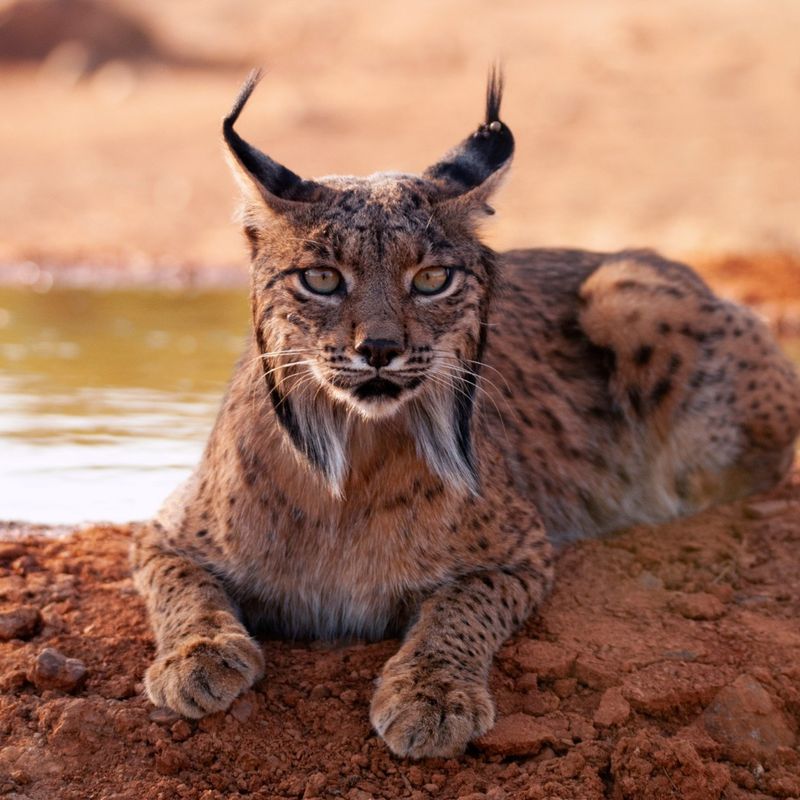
1, 0, 799, 524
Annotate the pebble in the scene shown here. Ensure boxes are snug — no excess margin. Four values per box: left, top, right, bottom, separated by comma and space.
621, 662, 725, 718
302, 771, 326, 798
0, 606, 41, 641
170, 720, 192, 742
520, 689, 560, 716
703, 674, 796, 764
574, 656, 619, 690
309, 683, 330, 700
668, 591, 725, 621
514, 641, 576, 680
28, 647, 87, 692
0, 544, 27, 562
593, 687, 631, 727
475, 713, 567, 756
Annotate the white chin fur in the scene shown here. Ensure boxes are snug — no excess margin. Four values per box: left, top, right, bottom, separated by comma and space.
326, 383, 405, 420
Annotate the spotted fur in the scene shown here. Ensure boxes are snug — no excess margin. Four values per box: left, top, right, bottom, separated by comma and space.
131, 71, 800, 758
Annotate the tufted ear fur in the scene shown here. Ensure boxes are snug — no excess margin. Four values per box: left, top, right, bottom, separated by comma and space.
223, 69, 335, 214
424, 66, 514, 211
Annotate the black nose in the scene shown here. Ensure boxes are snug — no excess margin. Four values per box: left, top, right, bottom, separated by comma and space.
355, 338, 403, 369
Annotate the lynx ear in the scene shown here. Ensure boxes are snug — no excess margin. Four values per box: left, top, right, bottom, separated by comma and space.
223, 70, 334, 211
424, 66, 514, 206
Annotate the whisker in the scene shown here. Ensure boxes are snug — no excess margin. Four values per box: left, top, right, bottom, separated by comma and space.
430, 363, 512, 441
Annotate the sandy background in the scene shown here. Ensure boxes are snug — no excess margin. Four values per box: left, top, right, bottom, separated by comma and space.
1, 0, 800, 275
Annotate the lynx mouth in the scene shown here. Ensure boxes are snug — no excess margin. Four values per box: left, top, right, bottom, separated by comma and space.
353, 377, 403, 401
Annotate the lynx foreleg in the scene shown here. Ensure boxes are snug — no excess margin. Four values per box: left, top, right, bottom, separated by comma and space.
370, 560, 552, 758
131, 525, 264, 718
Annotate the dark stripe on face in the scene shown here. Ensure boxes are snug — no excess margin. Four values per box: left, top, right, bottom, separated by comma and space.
256, 330, 328, 473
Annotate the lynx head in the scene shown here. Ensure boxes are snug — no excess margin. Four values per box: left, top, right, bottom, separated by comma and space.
223, 68, 514, 496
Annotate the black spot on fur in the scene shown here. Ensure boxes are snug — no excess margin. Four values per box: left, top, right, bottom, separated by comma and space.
650, 378, 673, 406
634, 345, 654, 367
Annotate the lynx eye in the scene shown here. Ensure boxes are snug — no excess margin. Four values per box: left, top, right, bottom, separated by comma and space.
412, 266, 451, 295
301, 267, 343, 295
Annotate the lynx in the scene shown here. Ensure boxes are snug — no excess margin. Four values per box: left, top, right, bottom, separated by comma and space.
131, 69, 800, 758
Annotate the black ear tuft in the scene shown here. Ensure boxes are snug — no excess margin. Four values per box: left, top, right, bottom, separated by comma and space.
223, 69, 329, 204
424, 66, 514, 197
485, 63, 503, 125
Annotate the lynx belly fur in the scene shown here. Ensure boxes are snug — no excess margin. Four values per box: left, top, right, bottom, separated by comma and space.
131, 69, 800, 758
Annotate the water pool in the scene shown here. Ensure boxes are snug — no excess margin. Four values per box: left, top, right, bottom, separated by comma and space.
0, 286, 248, 524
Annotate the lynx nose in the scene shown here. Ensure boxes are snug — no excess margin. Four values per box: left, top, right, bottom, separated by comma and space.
356, 338, 403, 369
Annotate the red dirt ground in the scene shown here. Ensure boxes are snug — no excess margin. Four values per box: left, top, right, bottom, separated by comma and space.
2, 475, 800, 799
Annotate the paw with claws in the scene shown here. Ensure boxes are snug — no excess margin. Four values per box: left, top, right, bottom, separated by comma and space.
370, 658, 495, 758
145, 632, 264, 718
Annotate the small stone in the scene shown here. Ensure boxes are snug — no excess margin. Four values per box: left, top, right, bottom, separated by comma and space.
520, 689, 559, 716
154, 745, 189, 775
346, 790, 373, 800
621, 662, 725, 719
669, 592, 725, 621
170, 719, 192, 742
476, 713, 568, 756
338, 689, 358, 704
0, 605, 41, 641
593, 687, 631, 727
514, 641, 575, 680
574, 656, 619, 690
703, 675, 795, 764
0, 544, 27, 562
28, 647, 87, 692
303, 771, 326, 798
309, 683, 330, 700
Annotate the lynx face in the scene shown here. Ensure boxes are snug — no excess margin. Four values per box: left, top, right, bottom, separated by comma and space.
224, 70, 513, 494
253, 174, 494, 421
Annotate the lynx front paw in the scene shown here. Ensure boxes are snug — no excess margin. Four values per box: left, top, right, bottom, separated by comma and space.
145, 632, 265, 718
370, 665, 495, 759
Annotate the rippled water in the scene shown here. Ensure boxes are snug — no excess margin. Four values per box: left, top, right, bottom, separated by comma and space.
0, 287, 248, 524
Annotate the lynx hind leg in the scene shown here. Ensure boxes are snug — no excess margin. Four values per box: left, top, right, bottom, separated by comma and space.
130, 522, 264, 718
718, 302, 800, 489
371, 560, 551, 759
579, 254, 800, 499
578, 254, 712, 431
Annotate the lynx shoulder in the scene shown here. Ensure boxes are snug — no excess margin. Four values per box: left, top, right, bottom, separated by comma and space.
131, 69, 800, 758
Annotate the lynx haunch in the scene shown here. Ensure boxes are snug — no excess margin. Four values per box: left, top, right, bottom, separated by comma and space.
131, 69, 800, 758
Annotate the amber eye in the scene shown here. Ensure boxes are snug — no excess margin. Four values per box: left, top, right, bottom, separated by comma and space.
412, 266, 451, 295
301, 267, 343, 295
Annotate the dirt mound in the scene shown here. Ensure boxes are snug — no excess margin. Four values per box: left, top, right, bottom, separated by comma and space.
2, 477, 800, 798
0, 0, 163, 70
0, 0, 241, 74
